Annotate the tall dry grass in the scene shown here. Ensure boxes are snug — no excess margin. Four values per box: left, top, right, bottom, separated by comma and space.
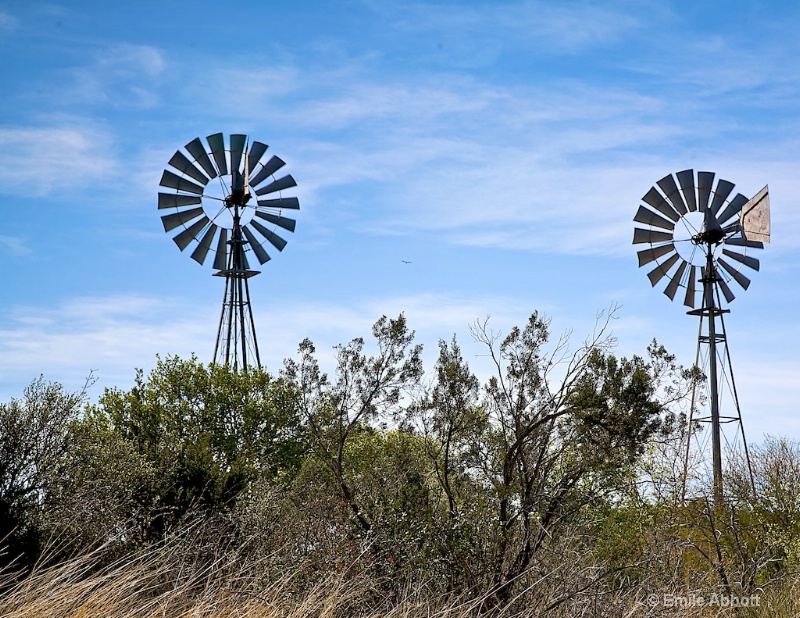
0, 545, 477, 618
2, 537, 799, 618
2, 511, 799, 618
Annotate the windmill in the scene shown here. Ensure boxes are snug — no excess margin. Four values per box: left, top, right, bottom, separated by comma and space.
158, 132, 299, 370
633, 169, 770, 503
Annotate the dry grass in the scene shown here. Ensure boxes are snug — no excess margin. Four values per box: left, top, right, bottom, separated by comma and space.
0, 535, 475, 618
2, 536, 799, 618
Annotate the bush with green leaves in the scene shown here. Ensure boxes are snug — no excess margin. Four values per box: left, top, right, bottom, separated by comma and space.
0, 377, 86, 568
42, 356, 307, 552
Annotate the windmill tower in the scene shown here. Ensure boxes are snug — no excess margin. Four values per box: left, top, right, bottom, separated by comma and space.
158, 133, 299, 370
633, 170, 770, 503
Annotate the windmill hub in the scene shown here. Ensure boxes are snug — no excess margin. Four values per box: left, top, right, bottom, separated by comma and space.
692, 205, 726, 246
224, 191, 250, 208
200, 176, 255, 228
667, 210, 722, 266
225, 191, 250, 208
225, 170, 252, 209
692, 228, 725, 246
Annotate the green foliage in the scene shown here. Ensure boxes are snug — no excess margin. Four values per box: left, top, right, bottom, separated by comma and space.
103, 356, 304, 504
284, 313, 423, 534
40, 357, 307, 551
569, 347, 666, 470
0, 377, 85, 567
420, 337, 487, 514
41, 408, 158, 554
726, 437, 800, 581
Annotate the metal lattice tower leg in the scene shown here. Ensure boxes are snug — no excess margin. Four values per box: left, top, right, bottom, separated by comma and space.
683, 246, 755, 505
213, 205, 261, 371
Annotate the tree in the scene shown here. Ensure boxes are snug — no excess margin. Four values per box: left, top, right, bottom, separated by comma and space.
406, 336, 492, 592
283, 314, 423, 534
0, 377, 86, 567
465, 310, 677, 606
81, 356, 306, 539
41, 409, 158, 556
417, 336, 485, 519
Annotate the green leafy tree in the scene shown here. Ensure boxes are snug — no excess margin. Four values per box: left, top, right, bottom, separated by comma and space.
407, 336, 492, 592
419, 336, 486, 519
283, 314, 423, 534
84, 356, 306, 538
42, 409, 158, 555
466, 311, 681, 606
0, 377, 86, 567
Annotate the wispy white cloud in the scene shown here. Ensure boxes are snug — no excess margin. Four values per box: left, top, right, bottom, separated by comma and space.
0, 122, 118, 195
199, 65, 301, 107
373, 0, 645, 59
621, 14, 800, 104
188, 61, 787, 256
292, 75, 796, 254
9, 2, 794, 266
53, 43, 167, 109
0, 294, 213, 400
121, 13, 800, 259
0, 235, 30, 255
515, 1, 643, 51
291, 81, 493, 130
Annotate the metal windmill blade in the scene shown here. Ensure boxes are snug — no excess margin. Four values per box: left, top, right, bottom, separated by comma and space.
633, 169, 690, 306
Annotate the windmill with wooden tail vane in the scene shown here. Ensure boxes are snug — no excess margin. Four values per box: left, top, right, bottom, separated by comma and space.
633, 169, 770, 504
158, 132, 299, 370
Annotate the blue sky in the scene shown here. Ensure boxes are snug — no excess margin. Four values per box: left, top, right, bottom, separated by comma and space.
1, 1, 799, 443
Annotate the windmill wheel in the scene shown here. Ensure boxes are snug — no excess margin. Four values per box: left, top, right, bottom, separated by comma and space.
632, 169, 767, 308
157, 132, 299, 270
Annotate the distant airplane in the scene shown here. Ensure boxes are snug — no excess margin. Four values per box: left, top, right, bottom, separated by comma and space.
401, 260, 412, 264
